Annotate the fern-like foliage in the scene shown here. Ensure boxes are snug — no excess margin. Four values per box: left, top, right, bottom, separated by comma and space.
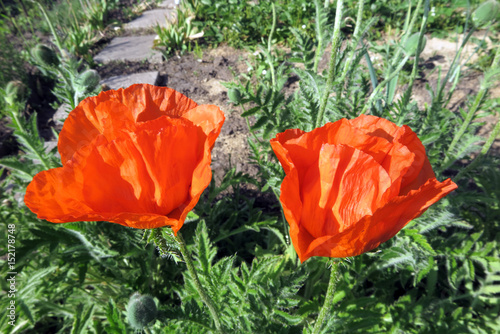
167, 221, 308, 333
0, 107, 60, 180
289, 27, 316, 71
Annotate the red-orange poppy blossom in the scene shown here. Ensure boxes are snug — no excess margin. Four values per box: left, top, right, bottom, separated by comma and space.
25, 84, 224, 233
270, 115, 458, 262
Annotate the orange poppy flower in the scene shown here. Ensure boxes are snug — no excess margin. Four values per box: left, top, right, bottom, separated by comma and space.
270, 115, 457, 262
25, 84, 224, 233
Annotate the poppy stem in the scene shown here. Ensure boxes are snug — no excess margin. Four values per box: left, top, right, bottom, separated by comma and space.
316, 0, 344, 128
174, 232, 224, 333
311, 260, 340, 334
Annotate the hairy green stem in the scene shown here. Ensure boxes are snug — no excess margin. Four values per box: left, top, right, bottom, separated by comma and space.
384, 0, 423, 104
155, 229, 224, 333
360, 53, 411, 114
313, 0, 325, 73
404, 0, 429, 98
176, 232, 223, 333
32, 0, 66, 59
390, 0, 423, 70
312, 261, 340, 334
316, 0, 344, 128
435, 28, 475, 105
267, 3, 277, 89
337, 0, 365, 98
455, 117, 500, 181
443, 45, 500, 168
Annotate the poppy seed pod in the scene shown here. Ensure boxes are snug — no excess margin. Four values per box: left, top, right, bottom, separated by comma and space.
127, 293, 158, 330
32, 44, 60, 67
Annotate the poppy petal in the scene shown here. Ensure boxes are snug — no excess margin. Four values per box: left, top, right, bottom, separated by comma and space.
58, 85, 200, 164
108, 84, 198, 122
300, 143, 392, 238
182, 104, 225, 147
26, 117, 211, 231
396, 125, 436, 194
298, 177, 457, 261
349, 114, 400, 142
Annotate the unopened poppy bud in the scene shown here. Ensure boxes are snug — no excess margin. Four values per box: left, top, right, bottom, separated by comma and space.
74, 70, 100, 93
127, 293, 158, 330
33, 44, 60, 67
228, 88, 241, 104
4, 80, 27, 106
404, 33, 426, 55
472, 0, 500, 28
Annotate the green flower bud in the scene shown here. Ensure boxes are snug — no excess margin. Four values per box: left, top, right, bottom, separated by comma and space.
404, 33, 427, 55
74, 69, 100, 93
228, 88, 242, 104
4, 81, 28, 106
33, 44, 60, 67
127, 293, 158, 330
473, 0, 500, 28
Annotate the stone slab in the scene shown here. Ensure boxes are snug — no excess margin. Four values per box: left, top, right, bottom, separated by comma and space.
158, 0, 179, 8
53, 103, 71, 127
125, 8, 174, 30
94, 35, 162, 64
43, 140, 61, 162
100, 71, 160, 90
44, 140, 58, 154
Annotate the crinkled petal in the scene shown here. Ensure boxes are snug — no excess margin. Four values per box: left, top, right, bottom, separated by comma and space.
273, 120, 401, 179
25, 117, 211, 232
396, 125, 436, 194
58, 84, 199, 163
349, 114, 400, 142
182, 104, 225, 148
104, 84, 198, 122
300, 143, 392, 238
297, 177, 458, 261
270, 128, 307, 175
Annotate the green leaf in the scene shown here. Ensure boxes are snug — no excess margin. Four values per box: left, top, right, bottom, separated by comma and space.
274, 309, 304, 325
251, 115, 269, 130
193, 220, 217, 277
0, 156, 35, 181
241, 106, 262, 117
71, 304, 95, 334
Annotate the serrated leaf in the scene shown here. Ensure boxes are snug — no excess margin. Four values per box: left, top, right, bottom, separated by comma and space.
274, 309, 304, 325
241, 106, 262, 117
0, 156, 35, 181
251, 115, 269, 130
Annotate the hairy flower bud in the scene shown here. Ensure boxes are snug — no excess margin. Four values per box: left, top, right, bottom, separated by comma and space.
74, 69, 100, 93
227, 88, 242, 104
404, 33, 427, 56
33, 44, 60, 67
127, 293, 158, 330
4, 80, 28, 106
472, 0, 500, 28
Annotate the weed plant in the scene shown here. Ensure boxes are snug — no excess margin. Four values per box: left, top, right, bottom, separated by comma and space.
1, 0, 500, 333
